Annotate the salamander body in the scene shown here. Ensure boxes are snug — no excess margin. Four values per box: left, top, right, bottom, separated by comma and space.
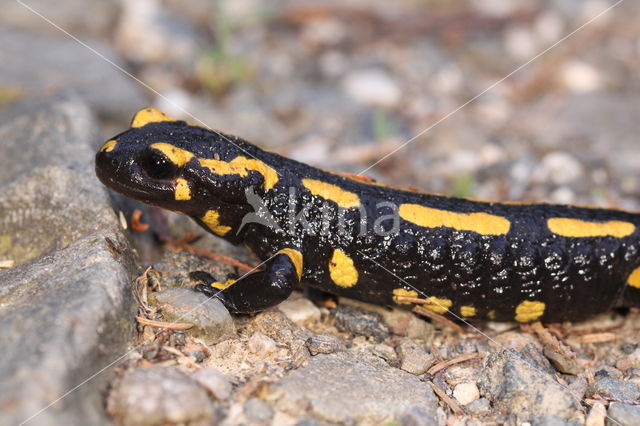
95, 108, 640, 322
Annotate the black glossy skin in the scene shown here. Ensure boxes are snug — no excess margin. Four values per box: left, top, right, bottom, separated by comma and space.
95, 114, 640, 321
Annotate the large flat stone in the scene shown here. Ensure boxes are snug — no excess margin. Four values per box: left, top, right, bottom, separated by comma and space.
267, 351, 439, 424
0, 230, 137, 426
0, 98, 138, 425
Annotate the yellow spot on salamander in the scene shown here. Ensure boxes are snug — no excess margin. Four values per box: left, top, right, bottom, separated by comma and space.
423, 296, 453, 314
627, 266, 640, 289
100, 140, 117, 152
174, 178, 191, 200
393, 288, 419, 304
514, 300, 545, 322
199, 157, 278, 190
201, 210, 232, 236
399, 204, 511, 236
150, 143, 194, 167
546, 218, 635, 238
211, 279, 235, 290
130, 107, 176, 128
488, 310, 496, 320
278, 248, 303, 281
302, 178, 361, 209
460, 306, 476, 317
329, 249, 358, 287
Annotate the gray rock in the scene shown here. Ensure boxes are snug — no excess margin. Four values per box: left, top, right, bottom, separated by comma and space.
107, 367, 218, 426
335, 304, 390, 342
587, 377, 640, 401
0, 232, 136, 426
267, 351, 439, 424
192, 368, 233, 402
531, 415, 582, 426
154, 287, 235, 345
370, 343, 399, 364
0, 99, 137, 426
250, 311, 313, 346
0, 95, 96, 184
305, 334, 346, 356
0, 28, 145, 120
465, 398, 491, 414
606, 402, 640, 426
480, 350, 581, 421
399, 405, 439, 426
397, 338, 435, 375
244, 397, 274, 423
0, 164, 117, 266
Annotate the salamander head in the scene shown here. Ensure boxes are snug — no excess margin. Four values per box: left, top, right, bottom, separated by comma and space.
95, 108, 278, 212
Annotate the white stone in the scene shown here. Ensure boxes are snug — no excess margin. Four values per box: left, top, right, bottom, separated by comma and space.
534, 11, 564, 44
342, 69, 402, 108
560, 61, 603, 93
453, 382, 480, 405
247, 331, 276, 357
505, 25, 538, 60
537, 151, 584, 185
278, 297, 321, 325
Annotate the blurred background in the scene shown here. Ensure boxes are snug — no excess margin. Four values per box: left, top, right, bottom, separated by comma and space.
2, 0, 640, 208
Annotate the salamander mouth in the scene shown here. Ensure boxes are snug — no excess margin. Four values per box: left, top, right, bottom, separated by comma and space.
95, 158, 175, 205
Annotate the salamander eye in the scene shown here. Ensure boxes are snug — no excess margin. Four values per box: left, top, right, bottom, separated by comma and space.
140, 150, 178, 179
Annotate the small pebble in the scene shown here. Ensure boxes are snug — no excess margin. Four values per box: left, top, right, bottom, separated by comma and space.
305, 334, 345, 356
538, 151, 584, 185
335, 305, 389, 342
465, 398, 491, 414
342, 69, 401, 108
192, 367, 233, 401
585, 402, 606, 426
155, 287, 235, 345
107, 367, 217, 425
452, 382, 480, 405
278, 297, 321, 325
560, 61, 603, 94
244, 397, 274, 423
606, 402, 640, 426
370, 343, 399, 363
248, 331, 277, 357
397, 339, 435, 375
531, 415, 581, 426
587, 377, 640, 401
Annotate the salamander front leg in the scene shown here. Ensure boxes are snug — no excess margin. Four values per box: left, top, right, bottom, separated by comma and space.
194, 248, 303, 313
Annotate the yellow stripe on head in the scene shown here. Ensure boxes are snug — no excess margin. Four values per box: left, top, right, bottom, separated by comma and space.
130, 107, 176, 128
100, 140, 117, 152
174, 178, 191, 200
198, 156, 278, 190
150, 143, 194, 167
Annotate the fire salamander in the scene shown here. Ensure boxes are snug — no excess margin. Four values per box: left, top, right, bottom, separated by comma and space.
96, 108, 640, 322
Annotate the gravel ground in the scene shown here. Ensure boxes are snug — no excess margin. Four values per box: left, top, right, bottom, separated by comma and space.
2, 1, 640, 425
